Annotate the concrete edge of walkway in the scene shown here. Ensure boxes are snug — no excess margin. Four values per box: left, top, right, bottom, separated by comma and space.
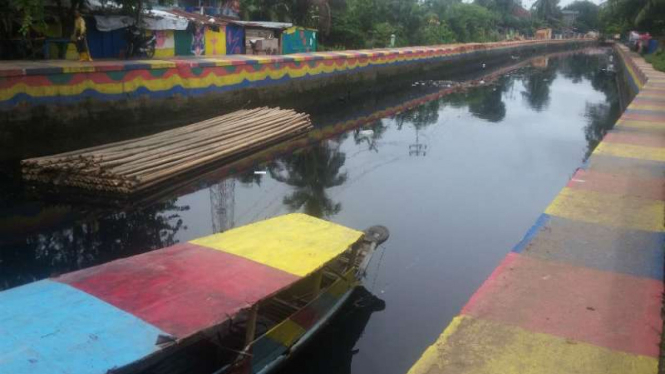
406, 44, 665, 374
0, 39, 587, 78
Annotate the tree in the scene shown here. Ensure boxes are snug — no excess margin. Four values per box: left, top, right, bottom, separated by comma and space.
2, 0, 46, 37
564, 1, 599, 33
531, 0, 561, 25
445, 3, 498, 42
600, 0, 665, 34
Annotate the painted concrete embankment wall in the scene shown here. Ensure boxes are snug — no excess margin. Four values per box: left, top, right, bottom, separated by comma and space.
0, 39, 592, 125
406, 43, 665, 374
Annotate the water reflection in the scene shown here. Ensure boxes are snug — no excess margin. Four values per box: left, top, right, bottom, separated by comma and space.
467, 78, 511, 123
269, 142, 348, 218
521, 62, 557, 112
0, 47, 624, 374
0, 199, 188, 290
279, 287, 385, 374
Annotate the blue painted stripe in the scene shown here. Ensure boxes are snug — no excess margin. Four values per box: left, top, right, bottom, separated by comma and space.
0, 48, 498, 108
521, 215, 664, 280
0, 41, 594, 109
0, 280, 166, 374
251, 335, 287, 373
512, 214, 550, 253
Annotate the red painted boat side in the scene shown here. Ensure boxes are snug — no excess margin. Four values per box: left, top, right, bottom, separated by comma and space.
57, 243, 298, 338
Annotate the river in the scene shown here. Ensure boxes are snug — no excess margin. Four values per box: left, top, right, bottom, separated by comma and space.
0, 47, 622, 374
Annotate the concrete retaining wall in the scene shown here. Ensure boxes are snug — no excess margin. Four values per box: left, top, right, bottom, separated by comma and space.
0, 40, 593, 122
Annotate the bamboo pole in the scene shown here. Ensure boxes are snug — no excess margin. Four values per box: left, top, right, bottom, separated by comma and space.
21, 108, 312, 195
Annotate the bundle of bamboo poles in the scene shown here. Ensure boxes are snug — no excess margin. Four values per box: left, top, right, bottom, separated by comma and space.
22, 107, 312, 194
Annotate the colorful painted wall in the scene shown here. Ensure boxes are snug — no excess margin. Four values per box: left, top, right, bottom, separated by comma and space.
282, 27, 317, 54
0, 39, 593, 118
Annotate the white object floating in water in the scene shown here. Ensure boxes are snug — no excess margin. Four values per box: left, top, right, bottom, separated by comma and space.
254, 171, 267, 175
479, 80, 485, 84
359, 130, 374, 137
482, 63, 486, 68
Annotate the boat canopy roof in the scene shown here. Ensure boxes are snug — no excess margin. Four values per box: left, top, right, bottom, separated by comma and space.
0, 213, 363, 374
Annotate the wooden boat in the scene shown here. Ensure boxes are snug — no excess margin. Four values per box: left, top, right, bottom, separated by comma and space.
0, 213, 389, 374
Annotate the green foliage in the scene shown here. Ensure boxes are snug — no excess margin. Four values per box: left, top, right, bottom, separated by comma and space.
564, 1, 600, 33
7, 0, 46, 36
420, 17, 456, 45
531, 0, 561, 25
239, 0, 529, 50
600, 0, 665, 35
645, 50, 665, 72
445, 3, 498, 42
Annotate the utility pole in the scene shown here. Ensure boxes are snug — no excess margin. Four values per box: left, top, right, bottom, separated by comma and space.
409, 128, 427, 157
210, 178, 235, 233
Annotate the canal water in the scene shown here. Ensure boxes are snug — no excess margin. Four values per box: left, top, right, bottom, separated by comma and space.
0, 48, 621, 374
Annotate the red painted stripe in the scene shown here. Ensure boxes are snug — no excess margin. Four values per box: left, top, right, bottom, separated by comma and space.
567, 169, 665, 200
57, 243, 298, 338
622, 112, 665, 123
461, 253, 662, 357
603, 132, 665, 148
632, 98, 665, 105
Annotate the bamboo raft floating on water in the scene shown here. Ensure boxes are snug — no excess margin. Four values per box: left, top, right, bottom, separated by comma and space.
22, 107, 312, 194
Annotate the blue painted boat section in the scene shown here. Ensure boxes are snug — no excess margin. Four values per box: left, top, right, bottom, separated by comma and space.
0, 280, 166, 374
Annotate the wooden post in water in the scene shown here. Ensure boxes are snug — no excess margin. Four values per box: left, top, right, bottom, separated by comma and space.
245, 304, 259, 347
311, 270, 323, 296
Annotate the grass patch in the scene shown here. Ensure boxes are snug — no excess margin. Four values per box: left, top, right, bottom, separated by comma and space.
645, 50, 665, 72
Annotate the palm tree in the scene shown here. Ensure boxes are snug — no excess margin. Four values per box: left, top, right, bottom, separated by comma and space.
635, 0, 665, 25
269, 142, 347, 218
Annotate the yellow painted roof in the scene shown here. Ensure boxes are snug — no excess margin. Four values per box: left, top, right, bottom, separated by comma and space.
191, 213, 363, 277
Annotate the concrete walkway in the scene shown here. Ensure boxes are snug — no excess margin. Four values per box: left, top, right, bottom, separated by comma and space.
407, 45, 665, 374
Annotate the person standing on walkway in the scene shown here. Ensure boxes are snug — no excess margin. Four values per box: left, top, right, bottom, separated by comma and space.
73, 10, 93, 62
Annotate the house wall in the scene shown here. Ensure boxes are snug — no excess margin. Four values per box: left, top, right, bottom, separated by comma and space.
204, 27, 226, 56
281, 27, 317, 54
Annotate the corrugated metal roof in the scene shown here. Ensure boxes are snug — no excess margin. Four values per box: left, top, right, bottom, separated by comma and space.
230, 20, 293, 29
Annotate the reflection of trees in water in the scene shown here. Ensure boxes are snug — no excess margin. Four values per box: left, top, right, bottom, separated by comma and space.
353, 120, 388, 152
558, 51, 621, 160
583, 102, 617, 160
467, 76, 515, 123
559, 53, 603, 84
269, 142, 347, 218
521, 63, 558, 112
277, 287, 385, 374
584, 72, 621, 160
395, 100, 441, 130
237, 169, 263, 187
0, 199, 188, 291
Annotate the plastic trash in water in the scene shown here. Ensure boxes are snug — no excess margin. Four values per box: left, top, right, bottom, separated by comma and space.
359, 130, 374, 137
254, 171, 267, 175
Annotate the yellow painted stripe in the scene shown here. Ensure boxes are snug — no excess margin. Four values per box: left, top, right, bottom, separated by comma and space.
407, 315, 657, 374
264, 318, 306, 346
616, 119, 665, 131
628, 104, 665, 112
594, 141, 665, 162
191, 213, 363, 277
545, 187, 665, 232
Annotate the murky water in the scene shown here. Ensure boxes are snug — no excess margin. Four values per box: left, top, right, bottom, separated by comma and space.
0, 48, 621, 374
